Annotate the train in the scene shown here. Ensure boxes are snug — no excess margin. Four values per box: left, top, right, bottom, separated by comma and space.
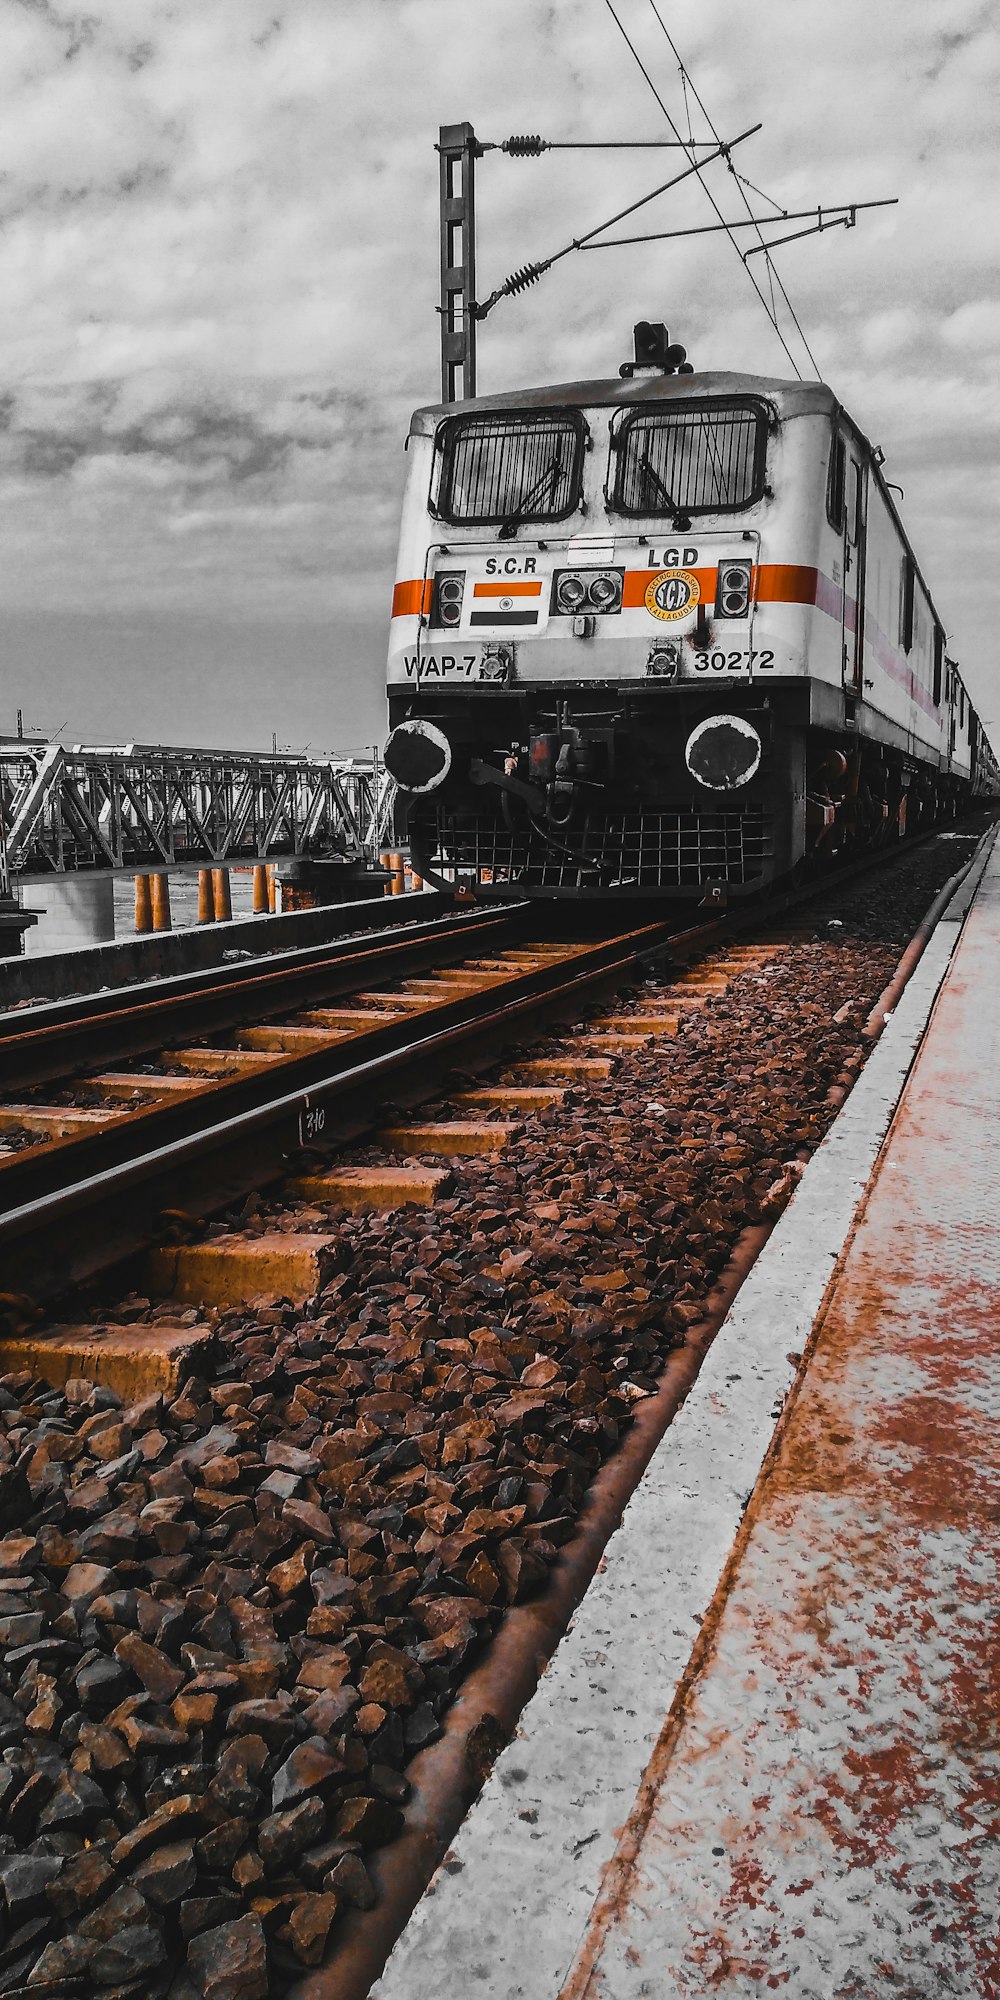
382, 322, 997, 898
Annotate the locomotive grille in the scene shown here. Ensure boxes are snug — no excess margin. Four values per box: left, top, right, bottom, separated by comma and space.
414, 806, 773, 890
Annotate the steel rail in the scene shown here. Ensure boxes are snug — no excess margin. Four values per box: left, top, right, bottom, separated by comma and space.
4, 823, 985, 1297
0, 890, 452, 1034
0, 902, 524, 1092
0, 917, 711, 1301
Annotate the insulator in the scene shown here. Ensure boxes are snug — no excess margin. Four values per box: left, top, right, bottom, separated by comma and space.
503, 134, 548, 157
501, 261, 546, 299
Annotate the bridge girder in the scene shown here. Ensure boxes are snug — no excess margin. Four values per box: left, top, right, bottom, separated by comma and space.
0, 742, 395, 889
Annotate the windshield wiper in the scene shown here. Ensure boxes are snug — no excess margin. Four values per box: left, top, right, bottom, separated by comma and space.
638, 450, 678, 514
497, 451, 564, 541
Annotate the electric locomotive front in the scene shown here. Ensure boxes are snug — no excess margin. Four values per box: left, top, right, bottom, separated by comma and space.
382, 331, 959, 896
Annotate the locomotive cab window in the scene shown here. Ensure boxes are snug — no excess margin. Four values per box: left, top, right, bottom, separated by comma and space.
610, 398, 767, 517
433, 410, 587, 527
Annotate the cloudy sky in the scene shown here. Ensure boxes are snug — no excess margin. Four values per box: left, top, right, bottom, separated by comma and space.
0, 0, 996, 754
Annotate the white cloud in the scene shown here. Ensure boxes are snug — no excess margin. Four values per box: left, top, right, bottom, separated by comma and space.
859, 310, 922, 361
940, 300, 1000, 354
0, 0, 997, 741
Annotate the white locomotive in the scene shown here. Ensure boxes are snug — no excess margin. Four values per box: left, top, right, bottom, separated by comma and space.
383, 324, 996, 897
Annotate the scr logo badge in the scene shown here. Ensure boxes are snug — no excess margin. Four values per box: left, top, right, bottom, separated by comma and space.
645, 569, 700, 622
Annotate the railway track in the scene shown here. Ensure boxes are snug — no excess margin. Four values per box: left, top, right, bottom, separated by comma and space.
0, 907, 718, 1301
0, 821, 991, 2000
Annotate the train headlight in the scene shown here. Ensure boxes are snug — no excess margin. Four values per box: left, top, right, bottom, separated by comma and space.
588, 571, 622, 611
685, 714, 762, 791
383, 719, 452, 794
715, 559, 753, 620
432, 571, 465, 628
556, 572, 588, 612
553, 569, 623, 615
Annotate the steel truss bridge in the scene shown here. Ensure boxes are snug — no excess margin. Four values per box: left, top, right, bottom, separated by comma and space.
0, 740, 394, 893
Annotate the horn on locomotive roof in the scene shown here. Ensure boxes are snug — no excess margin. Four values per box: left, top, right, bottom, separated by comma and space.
621, 323, 696, 378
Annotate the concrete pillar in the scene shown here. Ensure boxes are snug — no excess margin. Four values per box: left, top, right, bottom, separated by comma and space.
151, 874, 172, 932
197, 869, 215, 924
253, 864, 269, 914
134, 874, 153, 934
212, 868, 232, 921
21, 875, 116, 959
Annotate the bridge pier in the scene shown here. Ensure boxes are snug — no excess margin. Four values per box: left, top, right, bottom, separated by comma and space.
134, 874, 153, 934
151, 874, 171, 932
21, 875, 116, 958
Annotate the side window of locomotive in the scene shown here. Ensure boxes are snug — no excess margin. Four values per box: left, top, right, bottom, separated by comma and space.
610, 400, 766, 516
432, 411, 586, 526
827, 432, 846, 531
899, 551, 916, 653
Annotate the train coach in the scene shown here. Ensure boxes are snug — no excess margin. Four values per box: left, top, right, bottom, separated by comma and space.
383, 324, 997, 898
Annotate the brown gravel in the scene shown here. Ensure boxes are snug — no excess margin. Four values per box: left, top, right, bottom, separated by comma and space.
0, 819, 990, 1997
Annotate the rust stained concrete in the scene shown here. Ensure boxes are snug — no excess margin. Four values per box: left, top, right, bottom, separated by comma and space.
569, 839, 1000, 1999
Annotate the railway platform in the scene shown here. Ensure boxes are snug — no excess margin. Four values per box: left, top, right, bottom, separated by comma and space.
375, 829, 1000, 1999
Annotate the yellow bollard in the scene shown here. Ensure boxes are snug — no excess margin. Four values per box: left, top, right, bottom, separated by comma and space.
267, 863, 277, 913
212, 867, 232, 921
253, 863, 269, 914
134, 874, 153, 934
151, 874, 172, 932
379, 849, 393, 897
197, 869, 215, 924
410, 869, 424, 892
390, 851, 405, 895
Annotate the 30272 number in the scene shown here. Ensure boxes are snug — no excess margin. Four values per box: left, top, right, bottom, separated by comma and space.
693, 648, 775, 673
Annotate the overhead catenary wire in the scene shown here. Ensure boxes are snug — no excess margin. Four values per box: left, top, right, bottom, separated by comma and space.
647, 0, 823, 378
600, 0, 809, 379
